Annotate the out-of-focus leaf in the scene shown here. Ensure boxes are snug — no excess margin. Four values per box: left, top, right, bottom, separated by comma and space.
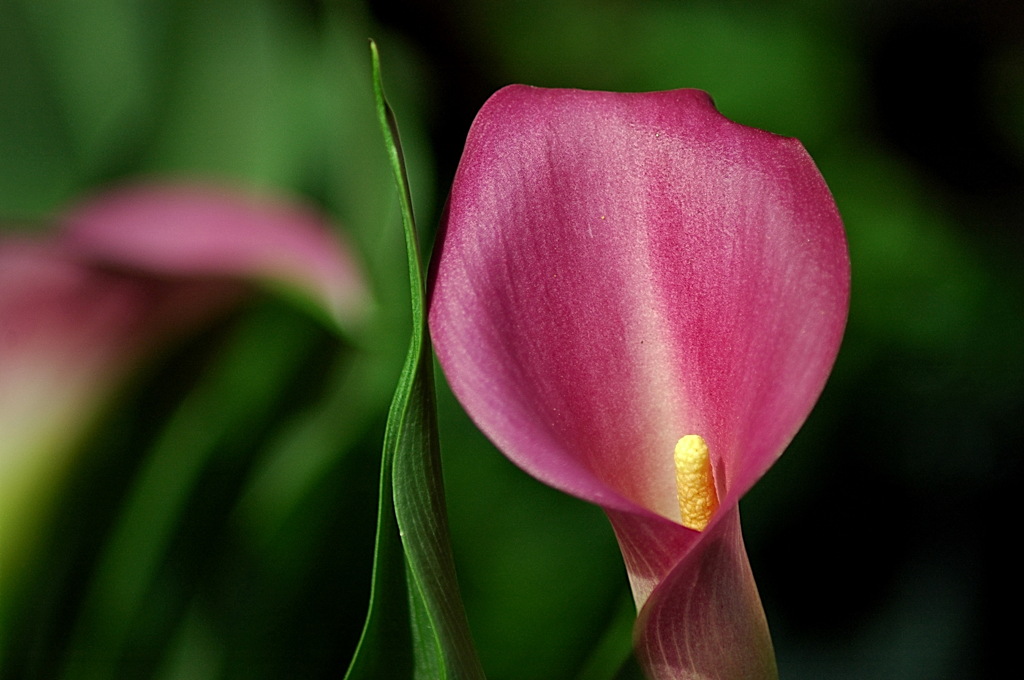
59, 303, 323, 680
345, 42, 484, 680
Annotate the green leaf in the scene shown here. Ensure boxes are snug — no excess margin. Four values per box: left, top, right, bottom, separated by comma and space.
344, 41, 485, 680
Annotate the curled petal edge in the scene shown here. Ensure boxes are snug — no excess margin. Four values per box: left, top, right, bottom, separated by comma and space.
609, 508, 777, 680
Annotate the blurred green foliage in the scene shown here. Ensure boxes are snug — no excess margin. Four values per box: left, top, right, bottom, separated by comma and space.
1, 0, 1021, 679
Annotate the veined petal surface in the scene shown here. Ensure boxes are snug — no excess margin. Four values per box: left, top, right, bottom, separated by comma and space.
429, 85, 848, 679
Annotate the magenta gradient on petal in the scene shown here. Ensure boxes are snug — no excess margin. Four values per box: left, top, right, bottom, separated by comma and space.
429, 85, 849, 678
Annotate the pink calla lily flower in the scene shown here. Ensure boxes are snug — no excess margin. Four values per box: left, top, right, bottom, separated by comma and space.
0, 180, 368, 602
429, 86, 849, 679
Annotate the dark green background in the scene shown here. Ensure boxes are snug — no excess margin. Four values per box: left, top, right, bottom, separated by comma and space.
1, 1, 1020, 678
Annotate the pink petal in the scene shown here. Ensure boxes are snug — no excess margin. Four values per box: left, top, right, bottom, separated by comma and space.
431, 85, 847, 520
429, 85, 848, 678
621, 507, 776, 680
61, 180, 369, 328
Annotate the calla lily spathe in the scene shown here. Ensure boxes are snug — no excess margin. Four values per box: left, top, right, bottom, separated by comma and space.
428, 86, 849, 679
0, 180, 367, 608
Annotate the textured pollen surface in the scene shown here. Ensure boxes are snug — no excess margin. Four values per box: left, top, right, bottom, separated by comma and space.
674, 435, 719, 531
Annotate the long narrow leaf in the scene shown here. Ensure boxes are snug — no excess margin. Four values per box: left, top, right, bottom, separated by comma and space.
345, 42, 484, 680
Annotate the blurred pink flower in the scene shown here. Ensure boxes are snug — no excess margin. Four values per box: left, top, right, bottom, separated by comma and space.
429, 86, 849, 679
0, 180, 368, 597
